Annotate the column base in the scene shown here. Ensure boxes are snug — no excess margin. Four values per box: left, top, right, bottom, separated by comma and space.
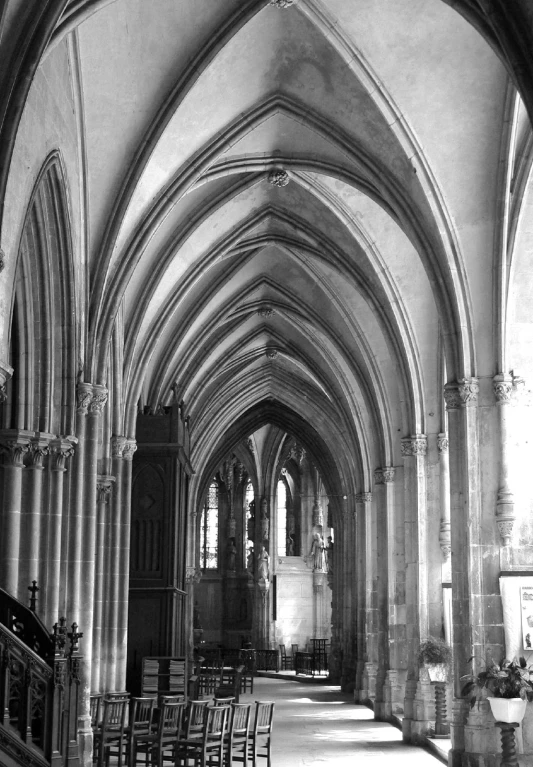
357, 662, 378, 704
402, 677, 434, 742
379, 669, 405, 719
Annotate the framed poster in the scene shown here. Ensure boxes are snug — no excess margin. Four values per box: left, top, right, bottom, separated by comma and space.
520, 586, 533, 650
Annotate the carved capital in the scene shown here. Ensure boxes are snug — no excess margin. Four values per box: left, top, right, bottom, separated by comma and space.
437, 433, 448, 453
97, 475, 115, 504
355, 492, 372, 503
497, 518, 514, 547
0, 429, 33, 466
89, 385, 108, 415
76, 382, 93, 414
401, 434, 427, 457
458, 377, 479, 406
50, 437, 77, 471
111, 435, 127, 458
122, 439, 137, 461
493, 374, 513, 405
374, 469, 384, 485
382, 467, 395, 483
29, 433, 54, 468
443, 383, 461, 410
268, 169, 290, 186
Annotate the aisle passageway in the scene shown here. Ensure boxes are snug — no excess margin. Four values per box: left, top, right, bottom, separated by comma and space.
242, 678, 443, 767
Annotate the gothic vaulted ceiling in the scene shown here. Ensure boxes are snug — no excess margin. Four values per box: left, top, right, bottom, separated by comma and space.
6, 0, 515, 497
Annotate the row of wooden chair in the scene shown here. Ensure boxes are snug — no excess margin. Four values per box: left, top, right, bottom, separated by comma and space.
90, 692, 274, 767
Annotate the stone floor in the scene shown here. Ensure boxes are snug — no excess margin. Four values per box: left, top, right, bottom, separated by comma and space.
240, 676, 446, 767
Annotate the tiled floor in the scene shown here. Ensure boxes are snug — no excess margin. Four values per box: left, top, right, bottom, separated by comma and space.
240, 676, 446, 767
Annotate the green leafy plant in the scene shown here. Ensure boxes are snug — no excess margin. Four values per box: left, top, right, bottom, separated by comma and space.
461, 657, 533, 707
418, 637, 452, 666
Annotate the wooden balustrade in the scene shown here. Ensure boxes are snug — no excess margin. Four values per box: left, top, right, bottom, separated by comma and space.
0, 587, 82, 767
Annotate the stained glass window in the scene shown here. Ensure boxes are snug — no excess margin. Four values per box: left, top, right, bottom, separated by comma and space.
201, 481, 218, 569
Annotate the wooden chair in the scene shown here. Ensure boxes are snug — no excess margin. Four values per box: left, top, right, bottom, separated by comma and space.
129, 700, 185, 767
184, 699, 210, 739
279, 645, 291, 671
175, 704, 230, 767
215, 665, 243, 703
240, 650, 256, 694
90, 693, 103, 731
93, 694, 129, 767
291, 645, 298, 670
225, 703, 251, 767
249, 701, 274, 767
125, 697, 156, 767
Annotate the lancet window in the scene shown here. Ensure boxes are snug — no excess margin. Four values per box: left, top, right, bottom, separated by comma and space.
201, 480, 219, 569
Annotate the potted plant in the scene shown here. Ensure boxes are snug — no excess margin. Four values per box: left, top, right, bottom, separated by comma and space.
418, 637, 452, 682
461, 657, 533, 722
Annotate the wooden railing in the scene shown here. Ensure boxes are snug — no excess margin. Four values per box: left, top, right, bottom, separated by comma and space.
0, 588, 82, 767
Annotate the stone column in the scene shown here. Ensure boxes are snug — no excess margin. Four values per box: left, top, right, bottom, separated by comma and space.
376, 467, 403, 720
105, 436, 126, 691
492, 374, 515, 546
20, 433, 52, 591
93, 475, 114, 692
78, 384, 107, 766
339, 498, 356, 693
0, 429, 33, 597
68, 383, 92, 622
357, 492, 378, 703
400, 434, 430, 743
45, 437, 77, 627
437, 434, 452, 649
444, 379, 483, 767
116, 438, 136, 691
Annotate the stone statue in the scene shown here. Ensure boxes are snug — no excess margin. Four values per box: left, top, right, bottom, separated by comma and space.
287, 533, 295, 556
309, 531, 325, 571
227, 537, 237, 571
257, 544, 270, 581
325, 536, 333, 573
246, 546, 254, 577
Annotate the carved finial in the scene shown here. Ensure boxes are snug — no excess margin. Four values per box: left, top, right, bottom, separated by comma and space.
51, 617, 68, 656
28, 581, 39, 612
67, 622, 83, 654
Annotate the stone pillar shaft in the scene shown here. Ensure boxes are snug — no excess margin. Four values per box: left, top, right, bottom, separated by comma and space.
493, 374, 515, 545
93, 475, 114, 691
400, 434, 428, 741
105, 436, 126, 691
79, 384, 107, 765
444, 379, 483, 766
69, 383, 92, 622
45, 437, 76, 628
0, 430, 33, 596
21, 434, 52, 592
116, 439, 136, 690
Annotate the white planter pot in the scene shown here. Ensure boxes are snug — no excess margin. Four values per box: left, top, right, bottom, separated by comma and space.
487, 697, 527, 723
426, 664, 447, 683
